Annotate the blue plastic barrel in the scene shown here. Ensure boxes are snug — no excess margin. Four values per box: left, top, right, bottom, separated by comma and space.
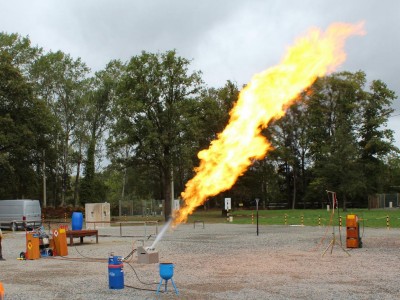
108, 255, 124, 289
71, 212, 83, 230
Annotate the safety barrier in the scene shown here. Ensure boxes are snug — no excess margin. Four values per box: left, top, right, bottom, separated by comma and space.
280, 214, 398, 228
234, 213, 400, 228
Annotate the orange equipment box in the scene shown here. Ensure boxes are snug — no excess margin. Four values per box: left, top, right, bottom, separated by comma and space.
346, 214, 362, 248
346, 214, 358, 227
52, 228, 68, 256
26, 232, 40, 260
346, 238, 360, 248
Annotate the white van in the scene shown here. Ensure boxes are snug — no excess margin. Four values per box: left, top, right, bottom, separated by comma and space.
0, 199, 42, 231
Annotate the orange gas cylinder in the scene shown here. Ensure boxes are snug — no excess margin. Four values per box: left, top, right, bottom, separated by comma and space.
26, 232, 40, 260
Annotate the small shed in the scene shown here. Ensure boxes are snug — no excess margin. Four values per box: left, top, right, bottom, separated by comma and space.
85, 203, 110, 229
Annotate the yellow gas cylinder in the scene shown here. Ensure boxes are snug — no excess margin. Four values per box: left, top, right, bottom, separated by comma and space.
26, 232, 40, 260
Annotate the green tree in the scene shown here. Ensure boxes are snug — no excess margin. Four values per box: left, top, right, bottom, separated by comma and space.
110, 50, 202, 220
306, 72, 368, 209
0, 53, 54, 199
80, 61, 123, 205
0, 32, 42, 77
31, 51, 90, 206
268, 101, 310, 209
358, 79, 397, 195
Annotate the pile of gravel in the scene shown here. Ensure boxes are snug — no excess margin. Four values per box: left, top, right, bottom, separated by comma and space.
1, 223, 399, 299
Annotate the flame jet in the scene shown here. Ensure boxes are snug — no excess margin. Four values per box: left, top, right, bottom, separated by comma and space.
174, 22, 365, 224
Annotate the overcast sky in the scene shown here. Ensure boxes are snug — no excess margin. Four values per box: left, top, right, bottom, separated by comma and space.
1, 0, 399, 144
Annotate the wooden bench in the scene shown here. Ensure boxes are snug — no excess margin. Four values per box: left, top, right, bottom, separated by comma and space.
66, 229, 98, 246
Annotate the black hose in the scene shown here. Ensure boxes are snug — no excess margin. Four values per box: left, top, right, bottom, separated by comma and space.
124, 284, 160, 292
73, 245, 107, 261
125, 261, 159, 286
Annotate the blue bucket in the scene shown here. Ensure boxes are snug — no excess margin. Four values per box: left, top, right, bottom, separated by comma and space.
159, 263, 174, 280
108, 255, 124, 289
71, 212, 83, 230
157, 263, 179, 295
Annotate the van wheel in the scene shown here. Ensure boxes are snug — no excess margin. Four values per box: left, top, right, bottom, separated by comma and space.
11, 222, 17, 232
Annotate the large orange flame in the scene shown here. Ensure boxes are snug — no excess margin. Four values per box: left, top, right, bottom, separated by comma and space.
175, 22, 365, 224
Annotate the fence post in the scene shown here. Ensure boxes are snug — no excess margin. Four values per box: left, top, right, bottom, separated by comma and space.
386, 215, 390, 230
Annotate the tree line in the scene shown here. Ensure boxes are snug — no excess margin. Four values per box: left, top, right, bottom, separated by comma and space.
0, 32, 398, 219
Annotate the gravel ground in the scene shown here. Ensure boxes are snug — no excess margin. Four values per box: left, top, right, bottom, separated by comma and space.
1, 223, 400, 299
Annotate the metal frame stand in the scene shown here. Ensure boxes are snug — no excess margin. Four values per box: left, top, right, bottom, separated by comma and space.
156, 278, 179, 295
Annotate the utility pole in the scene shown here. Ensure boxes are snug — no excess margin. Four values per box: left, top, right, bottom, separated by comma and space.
120, 167, 126, 218
120, 146, 128, 218
171, 168, 175, 217
256, 198, 260, 236
43, 150, 47, 208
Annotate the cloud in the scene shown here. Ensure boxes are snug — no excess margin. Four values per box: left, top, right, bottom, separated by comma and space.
1, 0, 399, 143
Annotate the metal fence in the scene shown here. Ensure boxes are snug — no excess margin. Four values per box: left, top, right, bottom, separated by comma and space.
368, 194, 399, 209
120, 199, 164, 216
39, 220, 158, 239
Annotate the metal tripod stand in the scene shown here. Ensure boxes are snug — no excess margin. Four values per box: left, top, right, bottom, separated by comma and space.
322, 227, 350, 257
322, 191, 350, 257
